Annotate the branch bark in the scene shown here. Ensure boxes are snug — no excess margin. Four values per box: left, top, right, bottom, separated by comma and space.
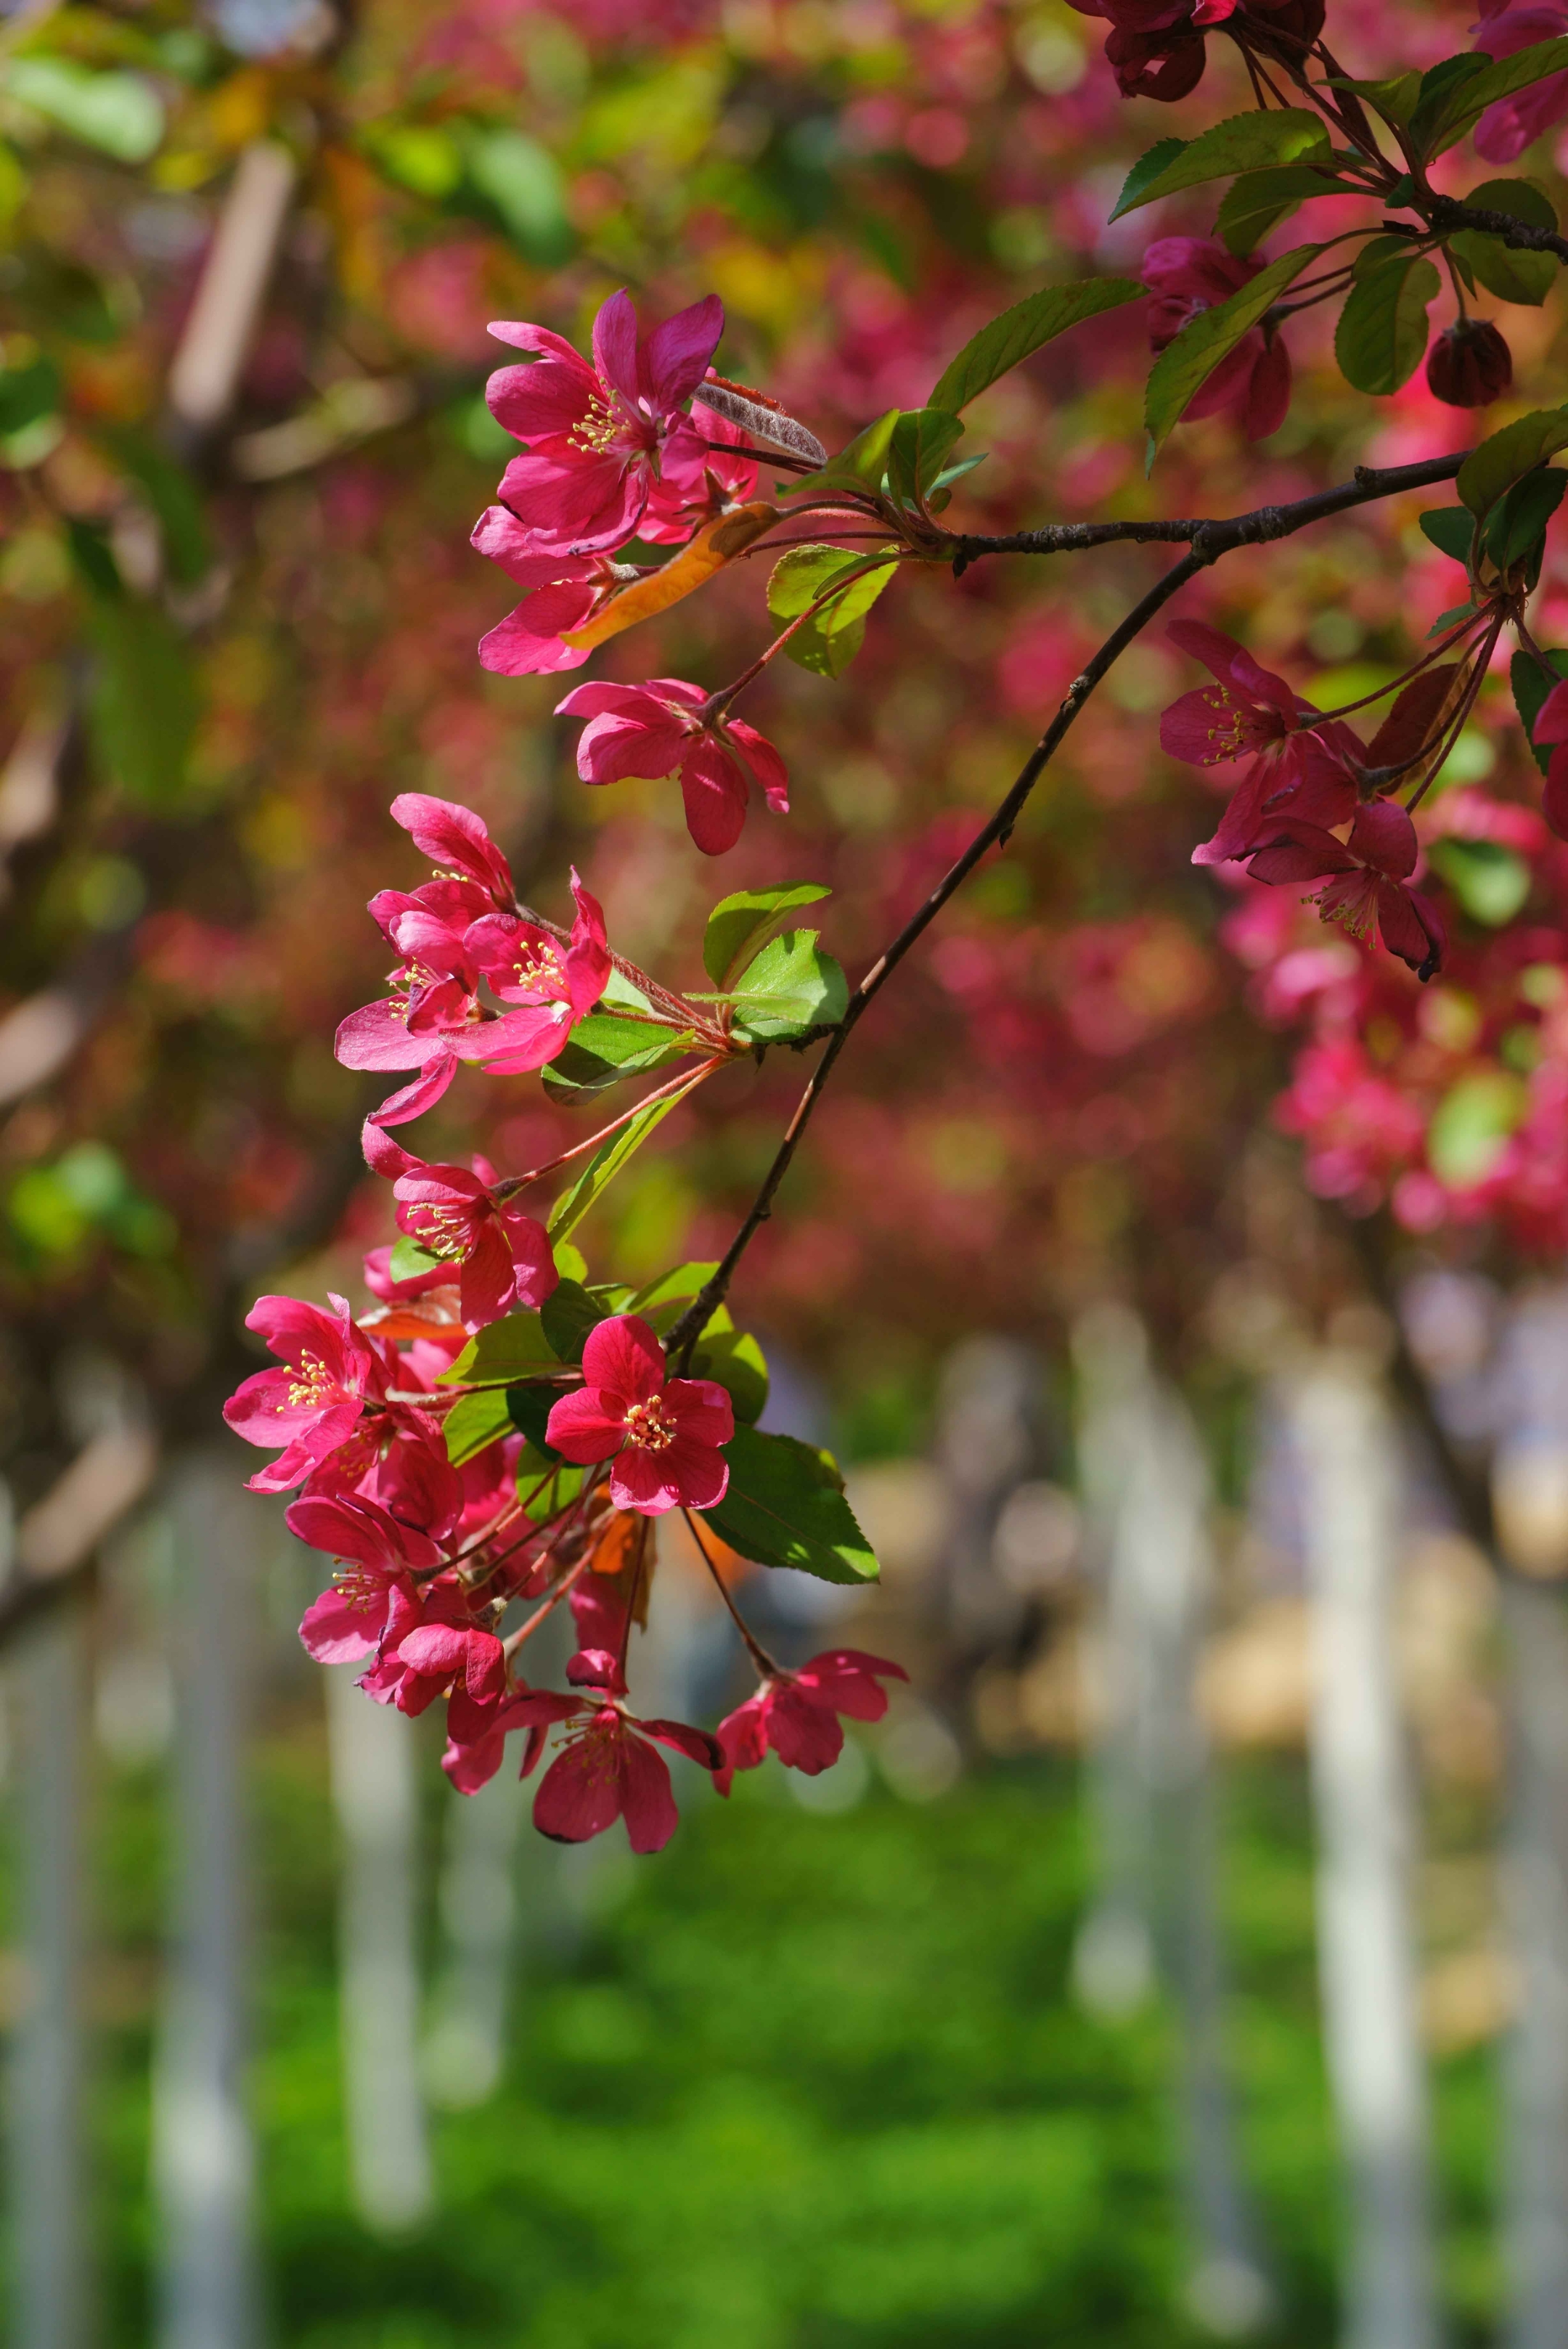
669, 449, 1471, 1363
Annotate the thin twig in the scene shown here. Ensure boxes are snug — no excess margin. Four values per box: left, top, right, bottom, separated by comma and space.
667, 449, 1479, 1364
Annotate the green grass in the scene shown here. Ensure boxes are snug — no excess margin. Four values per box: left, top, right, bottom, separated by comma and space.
16, 1739, 1506, 2344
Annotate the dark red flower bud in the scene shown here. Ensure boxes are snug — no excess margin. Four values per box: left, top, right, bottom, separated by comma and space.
1426, 320, 1514, 408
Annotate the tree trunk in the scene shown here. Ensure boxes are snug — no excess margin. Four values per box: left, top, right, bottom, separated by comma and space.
1294, 1361, 1440, 2349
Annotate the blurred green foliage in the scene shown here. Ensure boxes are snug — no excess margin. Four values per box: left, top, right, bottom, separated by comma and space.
17, 1743, 1503, 2346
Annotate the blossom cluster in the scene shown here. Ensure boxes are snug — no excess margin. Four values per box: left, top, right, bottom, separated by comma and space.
228, 0, 1568, 1843
224, 790, 901, 1848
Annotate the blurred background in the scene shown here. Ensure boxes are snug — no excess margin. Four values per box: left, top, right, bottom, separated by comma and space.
6, 0, 1568, 2340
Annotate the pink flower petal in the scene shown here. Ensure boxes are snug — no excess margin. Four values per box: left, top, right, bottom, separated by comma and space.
581, 1314, 666, 1402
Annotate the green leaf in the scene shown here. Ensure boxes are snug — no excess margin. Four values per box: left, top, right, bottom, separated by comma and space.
3, 58, 164, 162
461, 128, 573, 265
0, 355, 60, 438
1144, 245, 1320, 462
1451, 237, 1556, 309
928, 278, 1142, 415
627, 1259, 722, 1327
68, 518, 122, 599
764, 544, 898, 677
1108, 136, 1186, 221
539, 1278, 608, 1364
442, 1309, 558, 1386
1511, 645, 1568, 773
87, 599, 198, 806
886, 407, 965, 504
364, 123, 465, 201
1458, 405, 1568, 517
1427, 1070, 1527, 1185
1447, 176, 1559, 305
1429, 601, 1481, 637
547, 1082, 691, 1243
1334, 255, 1440, 395
1111, 108, 1331, 219
690, 1327, 769, 1424
702, 882, 831, 989
388, 1235, 442, 1282
1408, 52, 1493, 156
541, 1010, 688, 1103
1428, 837, 1532, 926
98, 428, 211, 586
505, 1382, 563, 1458
728, 931, 848, 1043
779, 408, 901, 500
513, 1443, 585, 1519
1323, 71, 1421, 129
1418, 38, 1568, 158
699, 1426, 880, 1585
443, 1386, 515, 1466
1420, 507, 1476, 565
1484, 466, 1567, 576
1217, 164, 1349, 257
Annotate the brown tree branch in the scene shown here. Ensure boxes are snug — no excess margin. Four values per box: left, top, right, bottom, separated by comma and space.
669, 448, 1474, 1364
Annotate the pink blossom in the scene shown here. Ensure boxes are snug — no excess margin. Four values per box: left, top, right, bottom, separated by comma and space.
1162, 625, 1363, 866
715, 1650, 909, 1794
470, 512, 629, 675
286, 1492, 440, 1663
337, 826, 611, 1125
1142, 240, 1291, 441
1246, 799, 1447, 981
640, 406, 759, 544
362, 1122, 557, 1328
518, 1682, 722, 1851
1067, 0, 1324, 101
441, 1685, 562, 1794
360, 1576, 507, 1715
545, 1314, 733, 1514
485, 289, 724, 555
555, 677, 788, 856
462, 866, 612, 1067
1529, 675, 1568, 836
223, 1294, 383, 1492
1471, 3, 1568, 163
389, 792, 515, 907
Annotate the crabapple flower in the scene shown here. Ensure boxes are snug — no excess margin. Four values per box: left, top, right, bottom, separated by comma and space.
1471, 1, 1568, 163
640, 406, 759, 544
1528, 676, 1568, 837
389, 791, 515, 908
287, 1492, 441, 1664
1246, 799, 1447, 981
1067, 0, 1323, 103
1142, 240, 1291, 441
520, 1682, 723, 1852
338, 836, 611, 1124
545, 1314, 734, 1514
470, 510, 632, 675
555, 677, 788, 857
1426, 319, 1513, 407
358, 1577, 507, 1715
1160, 622, 1318, 767
715, 1650, 909, 1795
362, 1123, 558, 1328
462, 866, 612, 1066
486, 288, 724, 555
223, 1294, 382, 1492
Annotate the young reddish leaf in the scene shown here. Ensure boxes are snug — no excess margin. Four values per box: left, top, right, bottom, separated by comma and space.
560, 502, 777, 650
1366, 664, 1461, 772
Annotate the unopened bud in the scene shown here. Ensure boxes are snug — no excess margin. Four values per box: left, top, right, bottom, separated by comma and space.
1426, 319, 1513, 409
